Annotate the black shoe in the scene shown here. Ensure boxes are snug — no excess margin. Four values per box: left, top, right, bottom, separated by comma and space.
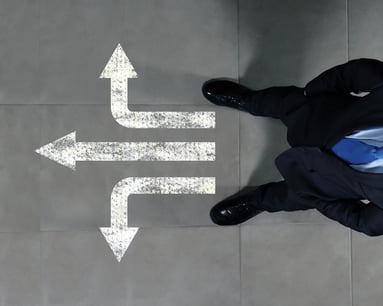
210, 191, 264, 226
202, 79, 254, 111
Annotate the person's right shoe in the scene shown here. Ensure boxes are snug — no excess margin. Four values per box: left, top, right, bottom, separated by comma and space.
210, 189, 264, 226
202, 79, 254, 112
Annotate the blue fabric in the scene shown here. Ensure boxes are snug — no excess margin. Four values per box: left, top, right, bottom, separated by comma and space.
331, 137, 383, 164
330, 126, 383, 173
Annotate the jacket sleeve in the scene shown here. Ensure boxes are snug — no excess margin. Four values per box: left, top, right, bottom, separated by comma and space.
313, 198, 383, 236
304, 58, 383, 96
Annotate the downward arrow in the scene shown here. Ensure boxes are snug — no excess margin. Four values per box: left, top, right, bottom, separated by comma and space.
100, 43, 216, 129
35, 131, 215, 170
100, 176, 216, 262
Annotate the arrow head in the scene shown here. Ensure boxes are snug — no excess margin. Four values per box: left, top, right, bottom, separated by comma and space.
100, 227, 139, 262
35, 131, 77, 170
100, 43, 138, 79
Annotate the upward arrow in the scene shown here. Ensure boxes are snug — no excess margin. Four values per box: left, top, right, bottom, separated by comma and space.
35, 131, 215, 170
99, 43, 138, 79
99, 43, 216, 129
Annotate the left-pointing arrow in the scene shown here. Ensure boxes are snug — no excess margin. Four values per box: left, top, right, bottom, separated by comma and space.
35, 131, 215, 170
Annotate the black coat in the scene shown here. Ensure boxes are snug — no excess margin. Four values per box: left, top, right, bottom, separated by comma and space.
275, 58, 383, 236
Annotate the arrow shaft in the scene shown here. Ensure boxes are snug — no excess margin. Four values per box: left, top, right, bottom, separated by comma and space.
110, 79, 216, 128
110, 177, 216, 228
75, 141, 215, 161
100, 176, 216, 261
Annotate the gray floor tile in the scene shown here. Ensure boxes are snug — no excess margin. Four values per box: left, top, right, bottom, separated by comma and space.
0, 105, 41, 231
38, 104, 239, 230
351, 231, 383, 306
0, 232, 41, 306
39, 0, 128, 106
0, 0, 40, 104
41, 231, 129, 306
125, 226, 240, 306
241, 223, 351, 306
349, 0, 383, 59
240, 114, 289, 187
39, 0, 237, 105
41, 227, 240, 306
239, 0, 347, 89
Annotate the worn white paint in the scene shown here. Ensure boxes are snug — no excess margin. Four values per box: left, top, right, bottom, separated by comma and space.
35, 45, 218, 263
100, 43, 216, 128
35, 131, 215, 170
100, 177, 216, 262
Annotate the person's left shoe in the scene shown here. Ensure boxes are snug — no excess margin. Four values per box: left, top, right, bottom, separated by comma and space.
210, 191, 264, 226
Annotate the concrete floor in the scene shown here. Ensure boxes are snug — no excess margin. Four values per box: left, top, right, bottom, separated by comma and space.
0, 0, 382, 305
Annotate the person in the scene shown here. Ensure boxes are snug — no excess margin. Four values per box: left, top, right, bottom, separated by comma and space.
202, 58, 383, 237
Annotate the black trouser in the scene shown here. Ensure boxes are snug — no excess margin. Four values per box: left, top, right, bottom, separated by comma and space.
238, 85, 383, 236
241, 85, 307, 126
239, 85, 315, 213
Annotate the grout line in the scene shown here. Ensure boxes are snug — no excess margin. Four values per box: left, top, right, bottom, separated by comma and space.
0, 222, 337, 234
346, 0, 353, 305
0, 222, 340, 233
237, 0, 241, 85
0, 101, 236, 107
31, 221, 344, 232
0, 103, 218, 107
237, 0, 243, 305
38, 0, 44, 293
0, 223, 345, 237
346, 0, 350, 61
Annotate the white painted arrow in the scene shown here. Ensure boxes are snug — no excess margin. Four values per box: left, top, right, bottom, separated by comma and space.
35, 131, 215, 170
100, 43, 216, 129
100, 176, 216, 262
